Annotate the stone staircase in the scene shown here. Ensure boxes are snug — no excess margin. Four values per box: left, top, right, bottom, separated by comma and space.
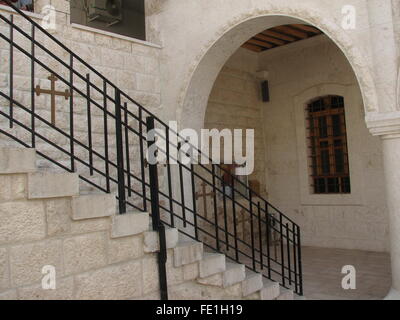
0, 146, 296, 300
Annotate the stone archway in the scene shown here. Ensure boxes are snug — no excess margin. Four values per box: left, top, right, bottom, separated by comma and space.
173, 7, 390, 300
177, 11, 378, 133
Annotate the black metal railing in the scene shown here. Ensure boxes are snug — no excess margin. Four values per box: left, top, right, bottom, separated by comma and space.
0, 1, 303, 296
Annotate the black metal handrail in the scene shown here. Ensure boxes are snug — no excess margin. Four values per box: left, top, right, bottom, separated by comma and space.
0, 1, 303, 295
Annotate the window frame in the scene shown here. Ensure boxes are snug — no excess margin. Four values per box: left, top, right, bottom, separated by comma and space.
306, 95, 351, 194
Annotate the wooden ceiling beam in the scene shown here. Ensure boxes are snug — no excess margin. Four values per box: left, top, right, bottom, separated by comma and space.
247, 38, 274, 49
254, 33, 286, 45
273, 25, 308, 39
241, 43, 263, 52
262, 30, 296, 42
292, 24, 321, 34
242, 24, 324, 52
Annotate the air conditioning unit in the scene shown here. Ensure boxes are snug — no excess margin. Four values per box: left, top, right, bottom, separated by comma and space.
88, 0, 123, 26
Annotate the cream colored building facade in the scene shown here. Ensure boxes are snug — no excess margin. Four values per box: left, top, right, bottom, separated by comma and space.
0, 0, 399, 300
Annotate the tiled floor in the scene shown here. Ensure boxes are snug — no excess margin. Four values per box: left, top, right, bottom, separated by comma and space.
301, 247, 391, 300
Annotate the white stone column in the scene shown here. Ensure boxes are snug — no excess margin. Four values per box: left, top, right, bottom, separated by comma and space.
381, 134, 400, 299
368, 112, 400, 300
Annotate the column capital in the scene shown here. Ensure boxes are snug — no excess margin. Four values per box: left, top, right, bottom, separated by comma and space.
366, 111, 400, 139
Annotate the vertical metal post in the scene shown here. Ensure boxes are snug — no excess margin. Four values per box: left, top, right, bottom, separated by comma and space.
9, 14, 14, 128
166, 127, 174, 226
103, 81, 110, 192
115, 89, 126, 214
265, 202, 271, 279
123, 102, 131, 197
212, 164, 220, 251
297, 224, 303, 295
286, 223, 292, 285
30, 24, 35, 147
292, 223, 298, 294
190, 163, 199, 240
146, 116, 160, 227
222, 181, 229, 251
157, 223, 169, 300
249, 190, 256, 270
69, 54, 74, 171
138, 108, 146, 210
86, 73, 93, 176
257, 202, 263, 270
146, 116, 168, 300
177, 142, 186, 228
279, 214, 286, 287
231, 178, 239, 261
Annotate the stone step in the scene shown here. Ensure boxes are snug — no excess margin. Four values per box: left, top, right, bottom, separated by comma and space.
242, 270, 263, 297
173, 240, 203, 267
111, 211, 150, 238
196, 261, 245, 288
199, 253, 226, 278
197, 272, 224, 287
294, 294, 306, 300
71, 193, 116, 220
0, 147, 36, 174
27, 171, 79, 199
260, 279, 280, 300
143, 227, 179, 252
276, 287, 294, 300
223, 262, 246, 288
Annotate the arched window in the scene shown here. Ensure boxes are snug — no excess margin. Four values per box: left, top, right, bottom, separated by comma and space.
307, 96, 351, 194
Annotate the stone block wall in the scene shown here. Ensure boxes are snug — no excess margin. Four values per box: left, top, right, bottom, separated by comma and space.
204, 48, 267, 196
0, 2, 162, 198
0, 170, 267, 300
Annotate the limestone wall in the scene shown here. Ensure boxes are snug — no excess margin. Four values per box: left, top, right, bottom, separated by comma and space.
204, 35, 389, 252
0, 171, 251, 300
0, 1, 161, 196
257, 35, 389, 252
204, 48, 267, 194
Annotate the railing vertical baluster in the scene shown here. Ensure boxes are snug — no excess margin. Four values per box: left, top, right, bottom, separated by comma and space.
265, 202, 272, 279
280, 214, 286, 287
69, 54, 74, 171
212, 164, 220, 251
103, 81, 110, 192
190, 163, 198, 240
166, 128, 173, 226
292, 222, 298, 294
231, 178, 239, 261
257, 202, 263, 270
115, 89, 126, 214
286, 223, 292, 285
249, 190, 256, 270
86, 73, 93, 176
146, 116, 168, 300
123, 102, 131, 197
30, 24, 35, 147
297, 224, 303, 295
146, 116, 161, 227
222, 181, 229, 251
177, 142, 186, 228
9, 14, 14, 128
138, 108, 146, 210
